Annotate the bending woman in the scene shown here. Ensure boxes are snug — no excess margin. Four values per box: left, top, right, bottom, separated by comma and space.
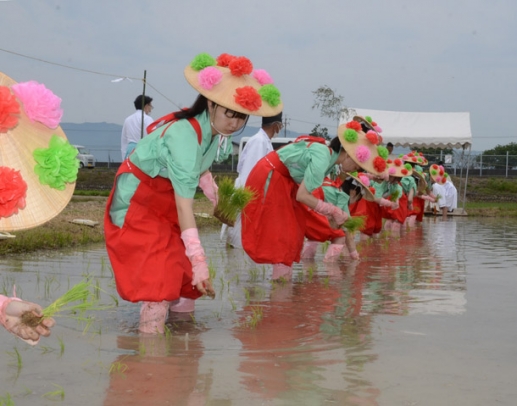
104, 53, 283, 333
242, 118, 389, 279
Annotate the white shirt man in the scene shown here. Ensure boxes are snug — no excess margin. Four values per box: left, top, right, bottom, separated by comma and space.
223, 112, 283, 248
121, 95, 154, 160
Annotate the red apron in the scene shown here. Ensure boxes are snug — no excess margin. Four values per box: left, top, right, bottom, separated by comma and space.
303, 182, 346, 242
381, 192, 408, 224
413, 196, 425, 222
104, 160, 201, 303
242, 151, 306, 266
349, 198, 382, 236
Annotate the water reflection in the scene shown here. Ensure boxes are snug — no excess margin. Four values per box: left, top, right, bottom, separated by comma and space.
1, 217, 516, 405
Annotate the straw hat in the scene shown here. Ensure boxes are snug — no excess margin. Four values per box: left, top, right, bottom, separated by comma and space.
337, 119, 389, 176
184, 52, 283, 117
401, 150, 429, 166
412, 165, 428, 193
345, 172, 376, 202
429, 163, 449, 185
386, 157, 413, 178
0, 72, 77, 232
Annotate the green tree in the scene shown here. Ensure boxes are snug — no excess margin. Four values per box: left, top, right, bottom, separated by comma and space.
312, 85, 352, 126
478, 142, 517, 169
309, 124, 330, 140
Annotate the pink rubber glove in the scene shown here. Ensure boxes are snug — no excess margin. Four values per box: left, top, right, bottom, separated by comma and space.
199, 171, 218, 207
349, 250, 360, 260
420, 195, 436, 202
0, 295, 55, 345
314, 199, 348, 226
180, 228, 209, 287
378, 198, 393, 208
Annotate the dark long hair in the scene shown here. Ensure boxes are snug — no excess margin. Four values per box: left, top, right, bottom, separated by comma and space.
330, 136, 342, 153
174, 94, 209, 119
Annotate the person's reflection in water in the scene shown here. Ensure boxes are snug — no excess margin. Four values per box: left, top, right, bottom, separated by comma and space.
103, 318, 211, 405
232, 259, 381, 405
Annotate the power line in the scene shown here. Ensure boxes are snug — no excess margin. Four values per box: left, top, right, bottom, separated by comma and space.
0, 47, 182, 109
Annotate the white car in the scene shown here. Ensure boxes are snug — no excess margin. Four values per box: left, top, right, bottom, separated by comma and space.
73, 145, 96, 169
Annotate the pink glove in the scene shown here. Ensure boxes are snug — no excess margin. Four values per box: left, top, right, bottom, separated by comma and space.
349, 250, 360, 260
199, 171, 218, 207
314, 199, 348, 226
180, 228, 209, 286
420, 195, 436, 202
378, 198, 393, 208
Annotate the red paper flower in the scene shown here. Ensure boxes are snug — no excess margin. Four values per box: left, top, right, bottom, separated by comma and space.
373, 156, 387, 172
401, 168, 408, 176
234, 86, 262, 111
431, 164, 439, 170
387, 158, 393, 164
228, 57, 253, 77
365, 130, 378, 145
0, 86, 21, 133
346, 121, 362, 131
371, 121, 377, 127
216, 53, 235, 67
394, 158, 403, 166
369, 187, 376, 194
439, 169, 444, 176
0, 166, 27, 218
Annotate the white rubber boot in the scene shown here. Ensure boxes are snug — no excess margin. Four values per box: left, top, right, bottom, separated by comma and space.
272, 264, 292, 280
139, 301, 169, 334
169, 297, 195, 313
301, 240, 319, 259
323, 244, 344, 262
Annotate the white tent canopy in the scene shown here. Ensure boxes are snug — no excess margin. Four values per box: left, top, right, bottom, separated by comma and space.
343, 108, 472, 149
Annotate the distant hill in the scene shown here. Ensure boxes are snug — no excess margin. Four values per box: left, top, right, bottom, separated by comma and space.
60, 122, 303, 163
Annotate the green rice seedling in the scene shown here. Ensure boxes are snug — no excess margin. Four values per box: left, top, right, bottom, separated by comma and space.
307, 266, 314, 281
389, 189, 401, 201
208, 260, 217, 281
323, 276, 330, 288
213, 177, 255, 226
228, 296, 237, 311
42, 384, 65, 401
343, 216, 366, 233
0, 393, 14, 406
248, 268, 260, 283
58, 337, 65, 357
109, 357, 129, 377
21, 278, 107, 329
244, 288, 251, 306
6, 347, 23, 373
245, 306, 263, 329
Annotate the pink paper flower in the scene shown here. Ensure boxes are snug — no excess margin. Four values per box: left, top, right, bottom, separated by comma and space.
12, 81, 63, 128
355, 145, 371, 163
198, 67, 223, 90
358, 174, 370, 186
252, 69, 273, 85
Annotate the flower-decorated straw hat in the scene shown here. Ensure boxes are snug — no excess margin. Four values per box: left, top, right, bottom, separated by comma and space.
337, 117, 389, 176
386, 157, 413, 178
184, 52, 283, 117
429, 163, 449, 185
0, 72, 78, 232
412, 165, 428, 193
345, 171, 376, 202
401, 150, 429, 166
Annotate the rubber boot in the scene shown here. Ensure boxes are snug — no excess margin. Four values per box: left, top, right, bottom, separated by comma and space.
169, 297, 195, 313
139, 301, 169, 334
272, 263, 292, 280
301, 240, 319, 259
323, 244, 344, 262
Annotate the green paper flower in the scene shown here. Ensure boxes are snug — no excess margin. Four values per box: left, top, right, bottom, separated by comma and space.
377, 145, 389, 159
190, 53, 216, 71
344, 128, 358, 143
404, 163, 412, 171
33, 135, 79, 190
258, 84, 281, 107
365, 116, 372, 123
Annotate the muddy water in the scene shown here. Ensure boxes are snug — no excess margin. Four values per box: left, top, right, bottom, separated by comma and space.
1, 217, 516, 406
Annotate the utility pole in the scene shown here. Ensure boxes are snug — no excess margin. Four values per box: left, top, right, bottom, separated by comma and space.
283, 116, 290, 137
140, 70, 147, 139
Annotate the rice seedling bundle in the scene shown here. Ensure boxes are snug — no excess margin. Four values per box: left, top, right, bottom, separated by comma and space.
213, 177, 255, 227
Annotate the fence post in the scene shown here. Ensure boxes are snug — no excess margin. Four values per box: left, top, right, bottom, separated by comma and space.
506, 151, 509, 178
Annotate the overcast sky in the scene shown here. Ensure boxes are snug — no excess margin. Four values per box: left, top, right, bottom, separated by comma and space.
1, 0, 516, 151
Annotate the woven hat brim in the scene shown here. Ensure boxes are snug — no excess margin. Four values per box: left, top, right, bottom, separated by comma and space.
184, 66, 283, 117
0, 72, 75, 232
337, 124, 387, 176
386, 163, 413, 178
345, 172, 376, 202
412, 171, 428, 193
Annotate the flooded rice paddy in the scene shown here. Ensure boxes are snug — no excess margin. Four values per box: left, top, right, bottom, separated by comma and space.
1, 216, 516, 405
